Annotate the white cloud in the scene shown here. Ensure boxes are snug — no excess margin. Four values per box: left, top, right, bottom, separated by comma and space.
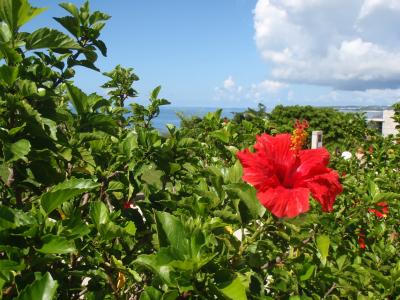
253, 0, 400, 90
214, 77, 286, 104
359, 0, 400, 19
251, 80, 286, 94
312, 88, 400, 106
223, 76, 236, 89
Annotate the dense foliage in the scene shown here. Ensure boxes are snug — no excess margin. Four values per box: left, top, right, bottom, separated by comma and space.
268, 105, 371, 150
0, 1, 399, 299
393, 102, 400, 134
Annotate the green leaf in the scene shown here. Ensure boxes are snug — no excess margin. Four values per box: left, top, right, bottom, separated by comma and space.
59, 2, 80, 19
0, 259, 25, 271
141, 166, 163, 189
17, 272, 58, 300
89, 201, 109, 228
53, 16, 80, 37
227, 183, 266, 222
150, 85, 161, 100
155, 211, 189, 259
37, 235, 76, 254
89, 201, 122, 240
219, 276, 248, 300
300, 264, 315, 281
25, 28, 81, 50
20, 101, 58, 140
66, 83, 88, 115
0, 0, 47, 33
0, 65, 18, 85
374, 192, 399, 202
316, 235, 330, 265
226, 160, 243, 184
139, 286, 162, 300
0, 205, 35, 230
93, 39, 107, 56
16, 79, 37, 96
124, 221, 136, 236
3, 139, 31, 163
41, 178, 99, 214
135, 248, 175, 286
210, 129, 230, 143
0, 21, 11, 42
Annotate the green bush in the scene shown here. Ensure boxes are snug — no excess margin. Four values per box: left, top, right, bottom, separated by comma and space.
269, 105, 372, 150
0, 1, 399, 299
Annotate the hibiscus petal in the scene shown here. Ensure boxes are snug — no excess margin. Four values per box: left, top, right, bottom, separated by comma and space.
257, 186, 310, 218
254, 134, 294, 167
237, 149, 280, 191
254, 134, 298, 184
292, 148, 330, 184
305, 170, 343, 212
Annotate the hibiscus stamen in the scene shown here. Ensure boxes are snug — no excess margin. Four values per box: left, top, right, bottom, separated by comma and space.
291, 119, 309, 152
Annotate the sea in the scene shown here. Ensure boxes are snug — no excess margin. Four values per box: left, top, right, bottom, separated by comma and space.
151, 105, 392, 132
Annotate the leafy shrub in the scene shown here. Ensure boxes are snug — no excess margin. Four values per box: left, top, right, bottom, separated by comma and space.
269, 105, 371, 150
0, 1, 399, 299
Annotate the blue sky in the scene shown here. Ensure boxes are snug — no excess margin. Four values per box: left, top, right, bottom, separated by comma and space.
28, 0, 400, 108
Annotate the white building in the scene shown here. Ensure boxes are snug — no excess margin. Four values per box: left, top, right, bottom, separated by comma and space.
367, 110, 398, 137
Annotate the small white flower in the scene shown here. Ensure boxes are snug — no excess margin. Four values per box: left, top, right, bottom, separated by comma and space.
233, 229, 250, 241
264, 274, 274, 293
81, 277, 91, 287
341, 151, 352, 160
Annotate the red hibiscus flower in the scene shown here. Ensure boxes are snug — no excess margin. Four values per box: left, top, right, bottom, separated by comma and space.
358, 233, 366, 249
237, 121, 342, 218
123, 201, 134, 209
368, 201, 389, 218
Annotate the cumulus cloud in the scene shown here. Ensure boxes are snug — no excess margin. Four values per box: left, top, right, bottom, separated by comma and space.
223, 76, 236, 89
319, 88, 400, 105
253, 0, 400, 90
214, 76, 286, 104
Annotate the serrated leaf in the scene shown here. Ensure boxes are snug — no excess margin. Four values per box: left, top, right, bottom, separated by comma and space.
124, 221, 136, 236
227, 183, 266, 223
66, 83, 88, 115
89, 201, 122, 240
17, 272, 58, 300
0, 0, 47, 33
37, 235, 76, 254
0, 259, 25, 271
59, 2, 80, 19
53, 16, 80, 37
41, 178, 99, 214
16, 79, 37, 96
155, 211, 189, 259
226, 160, 243, 184
0, 65, 19, 85
3, 139, 31, 163
135, 248, 175, 286
25, 28, 81, 50
0, 205, 35, 230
